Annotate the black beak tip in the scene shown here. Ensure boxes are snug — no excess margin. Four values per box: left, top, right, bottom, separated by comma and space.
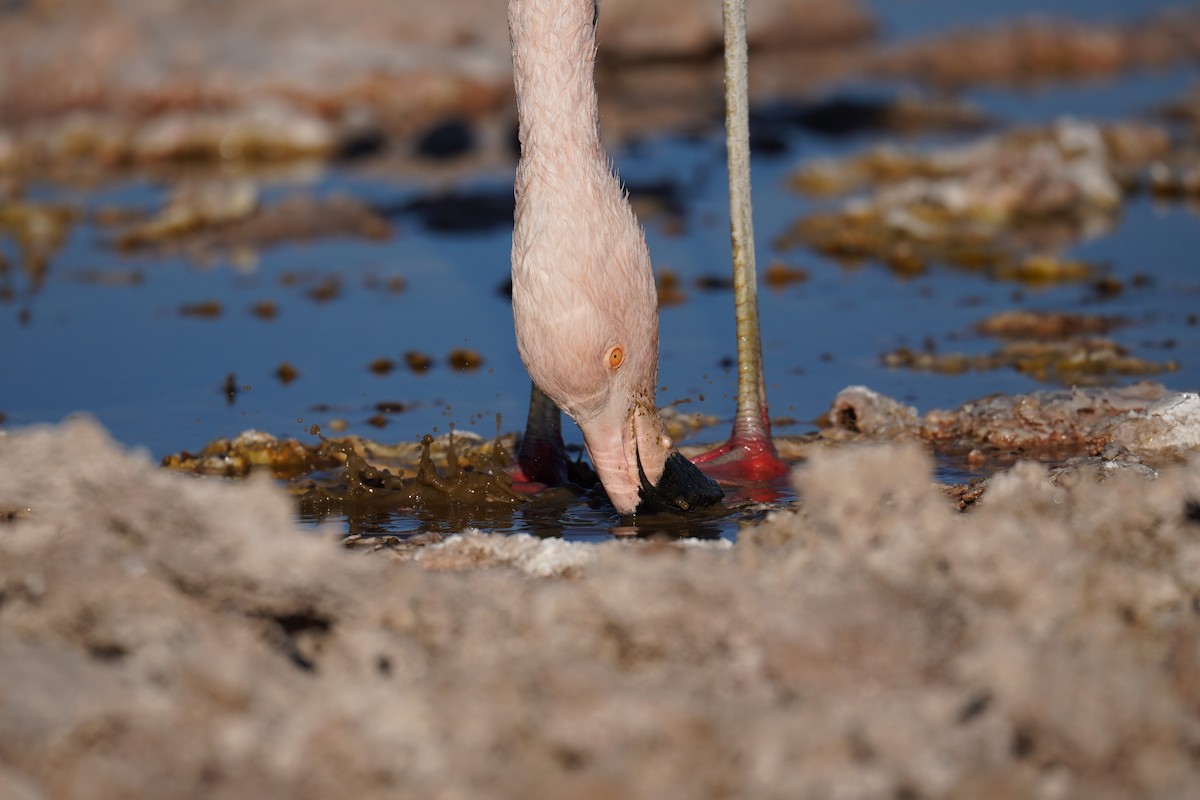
635, 449, 724, 515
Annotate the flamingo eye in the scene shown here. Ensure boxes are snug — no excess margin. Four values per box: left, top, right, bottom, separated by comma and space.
608, 346, 624, 370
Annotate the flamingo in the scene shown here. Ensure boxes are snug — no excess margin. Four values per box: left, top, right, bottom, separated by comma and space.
509, 0, 786, 516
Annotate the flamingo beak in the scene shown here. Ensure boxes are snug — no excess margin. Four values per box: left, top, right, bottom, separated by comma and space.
579, 400, 723, 516
635, 449, 724, 514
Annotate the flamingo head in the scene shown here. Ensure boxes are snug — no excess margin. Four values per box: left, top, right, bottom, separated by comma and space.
512, 231, 724, 516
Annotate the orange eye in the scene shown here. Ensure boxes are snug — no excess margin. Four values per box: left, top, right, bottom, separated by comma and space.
608, 346, 624, 369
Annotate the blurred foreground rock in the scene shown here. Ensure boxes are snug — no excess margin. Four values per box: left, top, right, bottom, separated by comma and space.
2, 414, 1200, 799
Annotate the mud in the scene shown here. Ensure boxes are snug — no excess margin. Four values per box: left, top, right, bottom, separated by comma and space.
3, 414, 1200, 799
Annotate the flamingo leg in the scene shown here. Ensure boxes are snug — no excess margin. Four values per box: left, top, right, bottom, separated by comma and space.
512, 382, 569, 487
692, 0, 789, 483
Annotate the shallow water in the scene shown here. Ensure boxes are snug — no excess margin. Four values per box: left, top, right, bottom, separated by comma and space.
297, 476, 787, 543
3, 1, 1198, 539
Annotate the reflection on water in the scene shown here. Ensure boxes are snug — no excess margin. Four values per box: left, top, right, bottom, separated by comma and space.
297, 487, 795, 542
295, 457, 797, 542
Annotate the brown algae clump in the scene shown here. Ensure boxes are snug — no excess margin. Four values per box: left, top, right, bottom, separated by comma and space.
447, 349, 483, 371
780, 120, 1169, 278
111, 185, 391, 258
179, 300, 223, 318
883, 339, 1177, 384
116, 180, 258, 249
368, 358, 395, 375
763, 261, 809, 290
882, 309, 1176, 385
0, 199, 77, 275
974, 309, 1126, 339
298, 426, 526, 520
163, 429, 338, 478
994, 254, 1095, 285
656, 268, 686, 306
404, 351, 434, 373
251, 300, 279, 320
275, 362, 300, 384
